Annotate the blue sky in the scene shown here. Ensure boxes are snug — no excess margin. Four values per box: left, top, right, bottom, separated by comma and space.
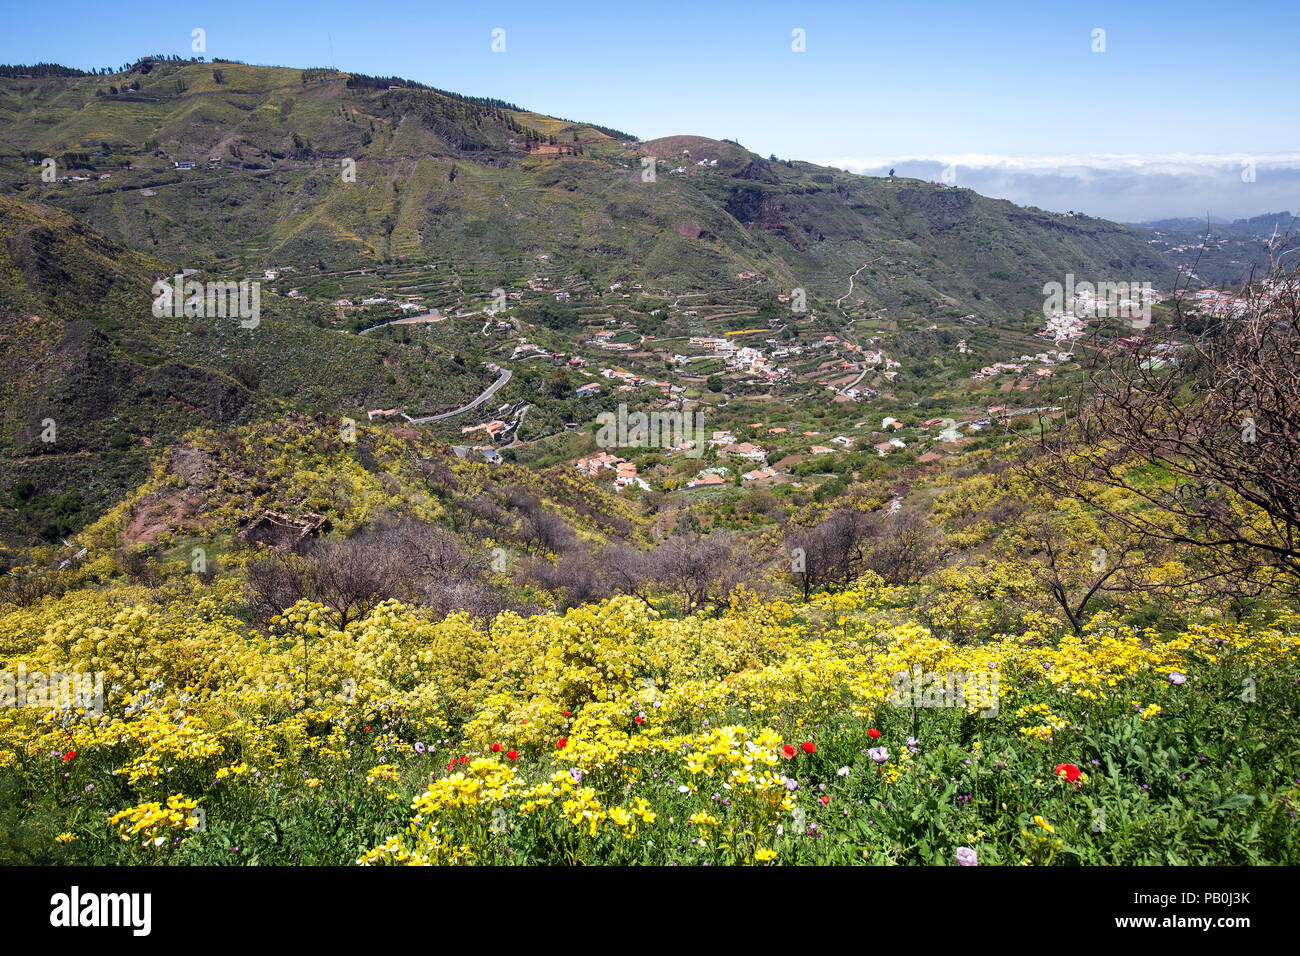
4, 0, 1298, 219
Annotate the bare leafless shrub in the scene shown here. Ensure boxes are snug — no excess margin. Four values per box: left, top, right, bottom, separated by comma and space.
246, 531, 411, 628
649, 530, 762, 615
0, 565, 65, 609
1029, 246, 1300, 593
457, 494, 506, 536
512, 494, 576, 555
783, 506, 942, 597
516, 550, 617, 611
245, 551, 310, 625
865, 509, 946, 585
306, 536, 411, 628
1017, 513, 1150, 633
785, 508, 871, 599
420, 576, 522, 621
119, 546, 163, 588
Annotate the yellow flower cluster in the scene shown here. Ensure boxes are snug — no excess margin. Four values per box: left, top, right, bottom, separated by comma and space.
109, 794, 201, 847
1016, 703, 1071, 742
3, 557, 1297, 865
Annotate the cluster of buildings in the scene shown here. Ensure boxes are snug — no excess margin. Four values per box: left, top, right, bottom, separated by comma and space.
599, 368, 681, 397
573, 452, 649, 490
664, 155, 719, 175
1038, 310, 1087, 342
719, 440, 767, 462
259, 263, 426, 316
588, 329, 635, 351
973, 350, 1072, 381
680, 336, 790, 382
572, 430, 777, 493
460, 419, 510, 440
686, 467, 728, 489
685, 461, 774, 488
509, 341, 551, 360
1192, 288, 1254, 318
1039, 283, 1163, 340
526, 274, 589, 300
606, 282, 644, 300
972, 359, 1028, 380
1073, 283, 1159, 319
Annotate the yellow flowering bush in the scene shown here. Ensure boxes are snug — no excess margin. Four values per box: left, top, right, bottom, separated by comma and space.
4, 557, 1300, 866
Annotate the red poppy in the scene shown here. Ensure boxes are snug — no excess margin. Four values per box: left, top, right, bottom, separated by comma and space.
365, 726, 371, 732
634, 715, 645, 725
557, 738, 568, 749
1054, 763, 1083, 786
867, 728, 881, 739
782, 744, 796, 759
819, 795, 830, 806
458, 755, 469, 764
801, 742, 816, 754
447, 761, 455, 771
491, 743, 502, 753
506, 750, 519, 760
563, 710, 571, 717
62, 751, 75, 761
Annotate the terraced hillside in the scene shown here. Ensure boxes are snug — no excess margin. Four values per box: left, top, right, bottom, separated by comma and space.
0, 196, 492, 542
0, 59, 1173, 320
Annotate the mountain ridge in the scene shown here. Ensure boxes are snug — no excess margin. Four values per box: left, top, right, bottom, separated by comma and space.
0, 59, 1174, 321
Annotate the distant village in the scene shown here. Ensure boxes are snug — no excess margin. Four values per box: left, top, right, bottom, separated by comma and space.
174, 250, 1243, 498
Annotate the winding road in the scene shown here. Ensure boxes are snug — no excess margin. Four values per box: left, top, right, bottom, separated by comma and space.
836, 257, 886, 308
403, 366, 513, 424
838, 366, 870, 395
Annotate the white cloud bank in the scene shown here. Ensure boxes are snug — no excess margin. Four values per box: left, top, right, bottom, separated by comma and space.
817, 152, 1300, 223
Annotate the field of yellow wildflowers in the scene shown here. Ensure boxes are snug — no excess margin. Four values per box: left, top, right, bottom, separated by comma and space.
2, 570, 1298, 866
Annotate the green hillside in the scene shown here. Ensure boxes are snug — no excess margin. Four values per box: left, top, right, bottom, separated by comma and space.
0, 195, 493, 542
0, 57, 1183, 546
0, 59, 1173, 320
